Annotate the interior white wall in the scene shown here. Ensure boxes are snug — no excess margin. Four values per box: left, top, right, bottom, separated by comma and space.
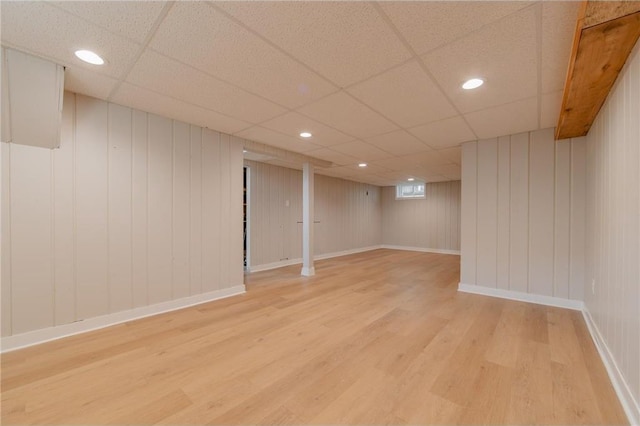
244, 160, 382, 269
460, 128, 586, 301
381, 181, 461, 252
1, 92, 244, 338
584, 40, 640, 421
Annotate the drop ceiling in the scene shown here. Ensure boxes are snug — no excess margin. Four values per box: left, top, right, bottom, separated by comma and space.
0, 1, 580, 186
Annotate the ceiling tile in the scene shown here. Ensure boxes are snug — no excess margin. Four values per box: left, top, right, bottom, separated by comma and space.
419, 163, 461, 176
215, 1, 412, 87
235, 126, 321, 154
541, 90, 563, 130
422, 7, 538, 113
380, 1, 533, 55
436, 147, 462, 165
542, 2, 581, 93
361, 176, 395, 187
348, 60, 457, 128
126, 50, 286, 124
402, 150, 451, 168
341, 163, 392, 175
65, 66, 119, 100
297, 91, 398, 139
376, 170, 415, 182
373, 157, 415, 172
424, 175, 453, 183
464, 97, 538, 139
111, 83, 250, 135
373, 150, 449, 171
330, 140, 392, 162
0, 1, 141, 79
364, 130, 431, 156
408, 116, 476, 149
305, 148, 358, 166
149, 2, 337, 109
259, 112, 354, 148
317, 166, 359, 179
444, 171, 462, 181
319, 166, 391, 187
50, 1, 168, 44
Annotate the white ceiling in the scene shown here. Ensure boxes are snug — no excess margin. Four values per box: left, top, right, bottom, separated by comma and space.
0, 1, 579, 186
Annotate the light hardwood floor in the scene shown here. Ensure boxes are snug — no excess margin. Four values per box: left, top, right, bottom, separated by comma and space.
1, 249, 627, 425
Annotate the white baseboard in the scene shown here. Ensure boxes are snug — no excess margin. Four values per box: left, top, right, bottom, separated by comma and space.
248, 245, 383, 273
457, 283, 585, 311
315, 245, 382, 261
380, 245, 461, 255
1, 285, 246, 353
582, 308, 639, 425
249, 258, 302, 273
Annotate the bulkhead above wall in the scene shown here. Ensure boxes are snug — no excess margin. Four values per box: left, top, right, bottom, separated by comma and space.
1, 47, 64, 149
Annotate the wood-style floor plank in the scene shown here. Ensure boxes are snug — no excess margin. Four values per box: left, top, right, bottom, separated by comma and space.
0, 249, 628, 425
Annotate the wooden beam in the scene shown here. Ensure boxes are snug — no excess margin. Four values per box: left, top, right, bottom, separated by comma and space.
583, 0, 640, 28
555, 2, 640, 140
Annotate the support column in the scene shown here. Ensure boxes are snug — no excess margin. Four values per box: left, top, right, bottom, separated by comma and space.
301, 162, 315, 277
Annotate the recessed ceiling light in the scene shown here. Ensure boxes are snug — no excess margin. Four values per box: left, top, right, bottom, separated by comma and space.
243, 149, 247, 153
408, 178, 415, 181
300, 132, 312, 138
75, 49, 104, 65
462, 78, 484, 90
358, 163, 367, 168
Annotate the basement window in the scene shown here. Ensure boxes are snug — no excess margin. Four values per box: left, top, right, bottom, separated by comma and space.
396, 182, 425, 199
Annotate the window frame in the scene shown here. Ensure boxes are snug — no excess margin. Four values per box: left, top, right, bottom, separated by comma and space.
395, 182, 426, 200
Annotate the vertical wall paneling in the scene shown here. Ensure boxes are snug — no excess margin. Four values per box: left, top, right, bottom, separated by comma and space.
246, 160, 385, 268
131, 109, 149, 307
229, 138, 244, 287
218, 133, 232, 288
496, 136, 511, 290
147, 114, 173, 304
584, 40, 640, 419
569, 138, 586, 301
189, 126, 203, 295
461, 128, 586, 301
460, 142, 477, 284
528, 127, 555, 296
509, 132, 529, 293
172, 121, 190, 299
453, 182, 461, 249
107, 103, 133, 312
554, 139, 571, 299
621, 45, 639, 395
202, 129, 221, 292
633, 46, 640, 401
476, 138, 498, 287
52, 92, 76, 325
10, 143, 54, 333
431, 184, 440, 248
2, 92, 245, 340
75, 95, 109, 319
1, 48, 10, 143
1, 141, 12, 336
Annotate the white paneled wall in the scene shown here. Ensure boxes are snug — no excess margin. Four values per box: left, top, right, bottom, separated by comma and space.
585, 40, 639, 421
460, 128, 586, 301
381, 181, 460, 252
316, 174, 382, 254
245, 160, 382, 268
245, 160, 302, 267
0, 92, 244, 338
